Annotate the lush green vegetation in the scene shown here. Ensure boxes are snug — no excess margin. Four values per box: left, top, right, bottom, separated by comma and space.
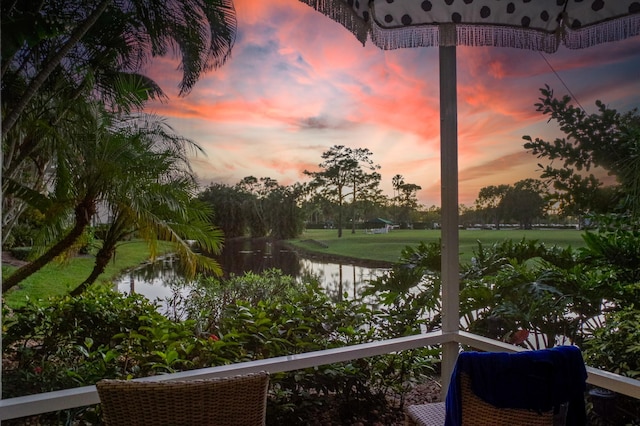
3, 271, 436, 425
4, 225, 639, 424
198, 177, 306, 240
2, 1, 231, 294
288, 228, 588, 263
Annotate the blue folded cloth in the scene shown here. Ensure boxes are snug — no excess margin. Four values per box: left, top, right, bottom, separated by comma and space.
444, 346, 587, 426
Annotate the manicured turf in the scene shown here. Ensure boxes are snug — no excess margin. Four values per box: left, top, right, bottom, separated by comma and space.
3, 241, 171, 309
288, 228, 587, 264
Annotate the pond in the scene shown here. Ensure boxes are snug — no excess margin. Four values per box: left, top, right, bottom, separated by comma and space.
114, 239, 391, 313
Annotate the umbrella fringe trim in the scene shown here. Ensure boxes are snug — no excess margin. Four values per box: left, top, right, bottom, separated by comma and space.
297, 0, 369, 45
297, 0, 639, 52
561, 15, 640, 50
370, 23, 560, 52
368, 15, 639, 52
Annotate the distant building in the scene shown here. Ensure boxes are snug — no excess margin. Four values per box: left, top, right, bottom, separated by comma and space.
364, 217, 394, 234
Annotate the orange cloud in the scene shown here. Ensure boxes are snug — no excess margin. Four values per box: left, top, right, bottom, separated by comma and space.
140, 0, 640, 208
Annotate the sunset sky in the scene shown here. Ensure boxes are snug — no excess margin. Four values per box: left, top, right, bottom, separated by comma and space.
144, 0, 640, 207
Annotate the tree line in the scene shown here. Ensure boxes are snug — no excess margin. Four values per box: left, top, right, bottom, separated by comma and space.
198, 85, 640, 237
197, 145, 428, 239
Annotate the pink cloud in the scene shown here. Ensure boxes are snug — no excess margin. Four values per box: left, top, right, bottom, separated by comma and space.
140, 0, 640, 207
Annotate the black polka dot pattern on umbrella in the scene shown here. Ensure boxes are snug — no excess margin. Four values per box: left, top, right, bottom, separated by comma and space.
303, 0, 640, 52
360, 0, 640, 33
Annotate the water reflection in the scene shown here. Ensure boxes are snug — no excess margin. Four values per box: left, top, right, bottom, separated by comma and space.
298, 259, 387, 302
217, 239, 302, 277
115, 239, 390, 310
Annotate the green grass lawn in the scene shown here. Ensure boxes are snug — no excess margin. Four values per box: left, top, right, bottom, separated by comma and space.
288, 228, 587, 264
3, 240, 171, 309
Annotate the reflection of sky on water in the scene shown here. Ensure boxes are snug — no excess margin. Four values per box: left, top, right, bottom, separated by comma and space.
115, 248, 390, 313
298, 259, 388, 302
114, 256, 188, 316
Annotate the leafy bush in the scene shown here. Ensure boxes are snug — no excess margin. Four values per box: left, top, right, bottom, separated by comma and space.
377, 237, 617, 350
2, 207, 44, 249
583, 305, 640, 379
171, 270, 438, 424
3, 286, 162, 357
2, 270, 439, 425
579, 228, 640, 306
2, 285, 263, 424
164, 268, 303, 327
583, 305, 640, 424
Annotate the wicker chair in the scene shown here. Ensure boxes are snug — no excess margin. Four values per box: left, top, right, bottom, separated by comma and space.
96, 372, 269, 426
405, 346, 586, 426
405, 373, 556, 426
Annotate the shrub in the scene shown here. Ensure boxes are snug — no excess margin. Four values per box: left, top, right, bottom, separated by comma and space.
583, 305, 640, 424
2, 207, 44, 249
583, 305, 640, 379
3, 271, 440, 425
171, 270, 439, 424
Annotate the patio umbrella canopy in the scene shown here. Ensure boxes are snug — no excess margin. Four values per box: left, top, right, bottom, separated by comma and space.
298, 0, 640, 392
298, 1, 640, 51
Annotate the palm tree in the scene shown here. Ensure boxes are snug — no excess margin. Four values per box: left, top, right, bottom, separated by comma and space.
2, 105, 222, 293
2, 0, 237, 243
1, 0, 237, 138
70, 180, 223, 296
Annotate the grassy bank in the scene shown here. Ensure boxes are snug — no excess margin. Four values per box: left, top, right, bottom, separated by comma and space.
4, 229, 588, 308
3, 241, 170, 309
287, 228, 588, 264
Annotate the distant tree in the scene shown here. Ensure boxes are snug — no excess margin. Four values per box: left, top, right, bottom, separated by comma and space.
475, 185, 510, 229
264, 183, 306, 240
199, 177, 304, 240
301, 192, 336, 226
199, 183, 249, 238
236, 176, 278, 238
304, 145, 380, 237
499, 179, 548, 229
349, 169, 381, 234
354, 186, 387, 228
391, 175, 422, 227
523, 85, 639, 219
418, 205, 441, 229
391, 174, 404, 222
459, 204, 480, 228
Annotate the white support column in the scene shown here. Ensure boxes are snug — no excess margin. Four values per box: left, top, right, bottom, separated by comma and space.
439, 24, 460, 399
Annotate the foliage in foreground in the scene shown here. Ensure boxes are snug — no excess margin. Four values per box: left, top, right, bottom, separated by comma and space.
4, 219, 640, 424
369, 224, 640, 423
2, 272, 437, 425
